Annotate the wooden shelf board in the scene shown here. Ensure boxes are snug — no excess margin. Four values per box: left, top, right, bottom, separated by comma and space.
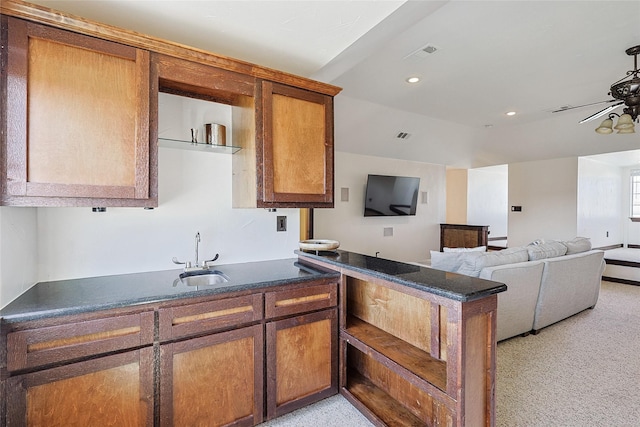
344, 316, 447, 391
345, 371, 425, 427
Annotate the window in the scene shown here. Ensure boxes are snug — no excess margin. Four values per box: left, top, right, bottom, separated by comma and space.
631, 170, 640, 221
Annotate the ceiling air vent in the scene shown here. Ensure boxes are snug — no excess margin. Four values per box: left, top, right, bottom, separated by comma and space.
396, 132, 411, 140
404, 43, 440, 60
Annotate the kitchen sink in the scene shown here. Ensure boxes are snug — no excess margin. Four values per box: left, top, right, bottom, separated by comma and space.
178, 270, 230, 287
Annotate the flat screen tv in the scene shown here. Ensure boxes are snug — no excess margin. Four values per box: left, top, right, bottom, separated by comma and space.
364, 174, 420, 217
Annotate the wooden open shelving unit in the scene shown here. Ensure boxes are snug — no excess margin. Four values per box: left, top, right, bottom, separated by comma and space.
344, 316, 447, 391
301, 256, 499, 427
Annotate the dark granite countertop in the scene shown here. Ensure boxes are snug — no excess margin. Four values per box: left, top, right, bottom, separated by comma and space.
296, 249, 507, 302
1, 250, 506, 324
0, 258, 339, 323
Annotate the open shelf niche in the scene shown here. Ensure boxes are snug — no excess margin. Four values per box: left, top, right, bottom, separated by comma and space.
338, 271, 498, 426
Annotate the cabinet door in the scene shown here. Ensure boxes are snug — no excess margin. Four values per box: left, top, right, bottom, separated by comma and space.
6, 348, 154, 427
3, 17, 153, 206
160, 324, 264, 427
266, 308, 338, 419
259, 80, 334, 207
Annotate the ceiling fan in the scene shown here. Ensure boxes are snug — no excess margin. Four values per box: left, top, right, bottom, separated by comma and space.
553, 45, 640, 125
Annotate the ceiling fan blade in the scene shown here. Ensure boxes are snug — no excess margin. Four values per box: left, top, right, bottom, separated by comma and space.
578, 102, 624, 124
551, 99, 619, 113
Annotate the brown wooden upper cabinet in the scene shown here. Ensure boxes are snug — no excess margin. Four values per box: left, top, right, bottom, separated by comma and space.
233, 80, 335, 208
259, 81, 334, 208
1, 1, 340, 209
1, 17, 156, 207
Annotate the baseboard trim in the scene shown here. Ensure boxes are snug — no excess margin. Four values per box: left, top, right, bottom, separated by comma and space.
604, 258, 640, 268
602, 276, 640, 286
594, 244, 623, 251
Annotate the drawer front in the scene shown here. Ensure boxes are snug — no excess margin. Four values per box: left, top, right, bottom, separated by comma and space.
265, 281, 338, 319
158, 294, 263, 341
7, 311, 154, 372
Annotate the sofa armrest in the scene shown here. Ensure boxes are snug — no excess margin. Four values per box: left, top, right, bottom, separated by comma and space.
480, 261, 544, 342
533, 250, 604, 331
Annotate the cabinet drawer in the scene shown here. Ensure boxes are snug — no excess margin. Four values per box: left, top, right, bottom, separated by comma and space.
6, 311, 154, 372
265, 281, 337, 319
159, 294, 263, 341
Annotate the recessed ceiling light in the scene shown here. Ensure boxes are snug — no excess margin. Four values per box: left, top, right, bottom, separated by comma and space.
506, 111, 517, 116
406, 77, 420, 83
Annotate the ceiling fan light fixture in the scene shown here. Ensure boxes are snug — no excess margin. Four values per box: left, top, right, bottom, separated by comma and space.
595, 118, 614, 134
614, 113, 635, 129
617, 127, 635, 134
587, 45, 640, 133
616, 123, 636, 134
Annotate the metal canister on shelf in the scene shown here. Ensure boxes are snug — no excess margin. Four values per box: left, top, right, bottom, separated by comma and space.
204, 123, 226, 146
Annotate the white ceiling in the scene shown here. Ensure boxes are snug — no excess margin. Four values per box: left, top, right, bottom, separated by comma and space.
26, 0, 640, 168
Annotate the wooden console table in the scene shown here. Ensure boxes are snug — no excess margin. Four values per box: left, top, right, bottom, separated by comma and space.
440, 224, 489, 251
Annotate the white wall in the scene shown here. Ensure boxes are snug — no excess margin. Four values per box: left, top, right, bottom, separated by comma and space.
36, 148, 300, 281
314, 152, 446, 263
577, 158, 622, 248
467, 165, 508, 238
622, 165, 640, 246
1, 94, 300, 307
0, 208, 38, 307
508, 158, 578, 247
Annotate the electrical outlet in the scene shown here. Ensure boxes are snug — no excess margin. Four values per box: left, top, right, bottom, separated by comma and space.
277, 216, 287, 232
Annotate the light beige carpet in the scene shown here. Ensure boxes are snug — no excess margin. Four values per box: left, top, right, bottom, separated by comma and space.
496, 280, 640, 426
263, 281, 640, 426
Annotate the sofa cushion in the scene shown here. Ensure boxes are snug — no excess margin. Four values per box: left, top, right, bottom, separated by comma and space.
456, 247, 529, 277
527, 240, 567, 261
561, 237, 592, 255
443, 245, 487, 253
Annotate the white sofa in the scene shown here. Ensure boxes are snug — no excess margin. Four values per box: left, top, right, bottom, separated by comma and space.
431, 238, 605, 341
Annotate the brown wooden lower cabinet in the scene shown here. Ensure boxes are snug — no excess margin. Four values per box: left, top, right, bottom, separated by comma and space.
160, 324, 264, 427
6, 347, 154, 426
1, 278, 340, 426
266, 308, 338, 420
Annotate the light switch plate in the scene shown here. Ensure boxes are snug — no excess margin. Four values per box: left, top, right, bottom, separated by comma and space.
277, 216, 287, 232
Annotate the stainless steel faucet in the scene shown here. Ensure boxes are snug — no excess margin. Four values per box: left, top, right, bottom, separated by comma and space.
172, 231, 219, 271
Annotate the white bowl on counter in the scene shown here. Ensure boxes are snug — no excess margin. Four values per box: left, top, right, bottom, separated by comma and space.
299, 239, 340, 251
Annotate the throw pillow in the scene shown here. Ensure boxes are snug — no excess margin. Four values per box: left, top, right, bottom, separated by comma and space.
430, 251, 468, 272
443, 246, 487, 253
527, 240, 567, 261
561, 237, 592, 255
456, 247, 529, 277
